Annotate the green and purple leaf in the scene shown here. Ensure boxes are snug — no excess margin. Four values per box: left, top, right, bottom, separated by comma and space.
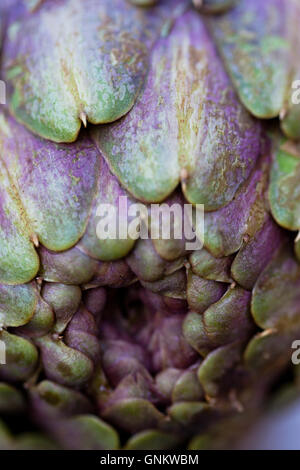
92, 9, 260, 208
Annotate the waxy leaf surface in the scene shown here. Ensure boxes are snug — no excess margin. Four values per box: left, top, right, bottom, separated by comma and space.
3, 0, 182, 142
93, 9, 260, 209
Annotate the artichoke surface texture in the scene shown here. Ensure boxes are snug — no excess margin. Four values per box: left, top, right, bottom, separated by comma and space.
0, 0, 300, 450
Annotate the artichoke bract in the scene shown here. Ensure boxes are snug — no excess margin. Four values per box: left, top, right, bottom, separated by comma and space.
0, 0, 300, 450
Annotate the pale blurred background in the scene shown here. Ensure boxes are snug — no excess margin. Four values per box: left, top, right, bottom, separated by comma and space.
235, 398, 300, 450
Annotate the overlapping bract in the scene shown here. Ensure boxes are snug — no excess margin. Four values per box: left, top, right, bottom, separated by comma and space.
0, 0, 300, 450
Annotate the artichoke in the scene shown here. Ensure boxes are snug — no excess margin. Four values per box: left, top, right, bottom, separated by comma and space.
0, 0, 300, 450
